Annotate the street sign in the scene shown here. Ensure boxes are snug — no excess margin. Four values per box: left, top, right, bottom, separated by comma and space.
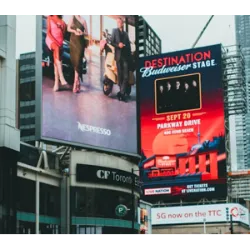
115, 205, 128, 217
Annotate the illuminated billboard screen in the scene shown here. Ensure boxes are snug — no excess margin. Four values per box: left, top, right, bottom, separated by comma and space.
39, 15, 138, 155
139, 44, 227, 201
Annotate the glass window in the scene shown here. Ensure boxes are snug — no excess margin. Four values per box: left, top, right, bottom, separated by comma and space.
71, 187, 139, 222
17, 221, 35, 234
20, 128, 35, 137
16, 178, 36, 213
19, 82, 35, 101
40, 223, 60, 234
78, 226, 103, 234
40, 183, 60, 218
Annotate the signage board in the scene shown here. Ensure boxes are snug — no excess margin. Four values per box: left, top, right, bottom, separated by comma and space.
116, 204, 129, 217
152, 203, 249, 226
76, 164, 139, 190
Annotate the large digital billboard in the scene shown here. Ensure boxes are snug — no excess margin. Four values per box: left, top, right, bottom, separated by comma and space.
38, 15, 138, 155
139, 44, 227, 201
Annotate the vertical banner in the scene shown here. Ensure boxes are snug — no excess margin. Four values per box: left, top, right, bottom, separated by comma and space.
139, 44, 227, 200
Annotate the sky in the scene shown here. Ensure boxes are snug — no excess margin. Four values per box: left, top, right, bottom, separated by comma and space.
15, 15, 236, 58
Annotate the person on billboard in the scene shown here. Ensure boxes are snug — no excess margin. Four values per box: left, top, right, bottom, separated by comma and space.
45, 15, 70, 92
191, 80, 200, 108
165, 82, 174, 112
111, 18, 132, 102
157, 84, 166, 113
183, 82, 192, 109
173, 80, 183, 111
67, 15, 88, 94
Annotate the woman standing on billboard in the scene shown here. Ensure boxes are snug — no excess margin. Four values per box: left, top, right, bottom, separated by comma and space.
45, 15, 70, 92
67, 15, 88, 93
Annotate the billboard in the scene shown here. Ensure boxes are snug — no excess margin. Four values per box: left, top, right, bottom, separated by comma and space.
152, 203, 250, 226
139, 44, 227, 200
38, 15, 138, 155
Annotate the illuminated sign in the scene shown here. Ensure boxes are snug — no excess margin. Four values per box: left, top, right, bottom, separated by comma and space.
139, 44, 227, 200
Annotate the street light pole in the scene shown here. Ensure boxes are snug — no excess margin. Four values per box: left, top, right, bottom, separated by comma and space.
230, 214, 234, 234
203, 218, 206, 234
131, 168, 135, 234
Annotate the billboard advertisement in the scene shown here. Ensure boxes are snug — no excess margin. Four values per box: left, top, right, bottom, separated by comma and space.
152, 203, 249, 226
39, 15, 138, 155
139, 44, 227, 200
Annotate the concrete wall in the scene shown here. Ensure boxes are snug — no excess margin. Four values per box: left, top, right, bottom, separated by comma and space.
70, 150, 139, 195
0, 15, 20, 151
153, 223, 249, 234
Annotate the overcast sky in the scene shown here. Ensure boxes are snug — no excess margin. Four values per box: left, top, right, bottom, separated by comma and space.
15, 15, 236, 58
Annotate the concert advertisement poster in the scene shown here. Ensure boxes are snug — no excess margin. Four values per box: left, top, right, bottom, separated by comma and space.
139, 44, 227, 201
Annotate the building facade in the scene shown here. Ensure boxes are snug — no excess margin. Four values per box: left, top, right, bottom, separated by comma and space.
235, 15, 250, 169
154, 223, 249, 234
17, 52, 36, 144
152, 203, 250, 234
17, 142, 61, 234
229, 171, 250, 201
138, 16, 162, 57
70, 151, 140, 234
222, 44, 248, 171
0, 15, 20, 234
13, 145, 141, 234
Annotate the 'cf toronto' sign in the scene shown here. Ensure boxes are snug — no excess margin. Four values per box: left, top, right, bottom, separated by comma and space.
76, 164, 139, 190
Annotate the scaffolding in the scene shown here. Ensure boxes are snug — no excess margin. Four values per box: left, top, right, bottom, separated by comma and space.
222, 45, 247, 201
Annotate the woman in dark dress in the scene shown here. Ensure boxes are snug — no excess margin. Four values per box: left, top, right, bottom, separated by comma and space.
67, 15, 88, 93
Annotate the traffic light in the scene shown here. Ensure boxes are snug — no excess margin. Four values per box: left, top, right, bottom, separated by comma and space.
226, 207, 230, 221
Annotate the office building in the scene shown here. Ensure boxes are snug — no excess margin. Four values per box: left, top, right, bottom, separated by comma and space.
229, 171, 250, 201
235, 15, 250, 169
138, 16, 162, 57
0, 15, 20, 233
222, 42, 248, 171
17, 52, 36, 144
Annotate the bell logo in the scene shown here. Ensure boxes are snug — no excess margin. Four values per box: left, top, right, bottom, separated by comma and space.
163, 156, 170, 160
96, 170, 110, 180
230, 207, 239, 218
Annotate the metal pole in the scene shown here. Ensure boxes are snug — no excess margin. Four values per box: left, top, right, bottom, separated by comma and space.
35, 174, 39, 234
203, 219, 206, 234
230, 214, 234, 234
131, 168, 135, 233
192, 15, 214, 48
67, 174, 70, 234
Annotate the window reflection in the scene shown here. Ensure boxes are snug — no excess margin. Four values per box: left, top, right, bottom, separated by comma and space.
18, 143, 40, 166
16, 178, 36, 213
40, 183, 60, 218
72, 187, 139, 222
